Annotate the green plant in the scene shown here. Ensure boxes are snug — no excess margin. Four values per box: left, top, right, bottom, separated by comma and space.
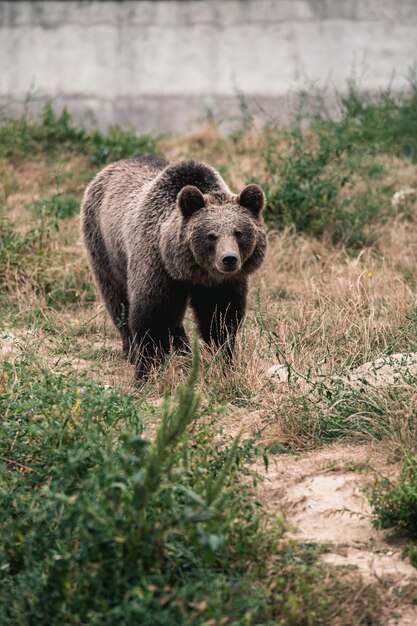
0, 213, 95, 310
403, 543, 417, 568
262, 122, 390, 248
29, 194, 80, 220
0, 350, 225, 623
0, 103, 159, 165
369, 454, 417, 536
260, 78, 417, 247
0, 103, 87, 160
91, 125, 158, 165
263, 126, 345, 234
0, 341, 371, 625
315, 79, 417, 162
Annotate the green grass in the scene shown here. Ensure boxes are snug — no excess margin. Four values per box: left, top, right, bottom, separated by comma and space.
1, 346, 357, 626
29, 194, 80, 220
262, 118, 392, 249
260, 80, 417, 247
286, 373, 417, 448
369, 454, 417, 538
0, 103, 158, 165
0, 211, 95, 313
265, 311, 417, 449
315, 78, 417, 162
3, 86, 417, 622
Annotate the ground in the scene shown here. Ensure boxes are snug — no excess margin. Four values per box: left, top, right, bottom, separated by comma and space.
2, 98, 417, 624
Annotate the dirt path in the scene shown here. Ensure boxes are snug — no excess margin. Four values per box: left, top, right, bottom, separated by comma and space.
256, 442, 417, 625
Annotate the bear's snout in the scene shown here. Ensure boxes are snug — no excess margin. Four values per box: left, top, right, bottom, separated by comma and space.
221, 254, 239, 272
216, 236, 241, 274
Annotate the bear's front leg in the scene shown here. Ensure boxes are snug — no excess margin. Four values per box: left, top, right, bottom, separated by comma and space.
128, 278, 189, 382
172, 325, 191, 355
190, 278, 248, 360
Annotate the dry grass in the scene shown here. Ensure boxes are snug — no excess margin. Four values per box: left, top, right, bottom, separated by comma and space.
131, 218, 417, 446
2, 117, 417, 624
2, 123, 417, 455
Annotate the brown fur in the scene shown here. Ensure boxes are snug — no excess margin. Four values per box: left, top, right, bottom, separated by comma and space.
80, 157, 267, 381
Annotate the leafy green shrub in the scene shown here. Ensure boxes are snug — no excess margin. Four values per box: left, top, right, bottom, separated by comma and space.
0, 352, 232, 623
263, 127, 345, 237
262, 125, 388, 247
261, 80, 417, 246
369, 455, 417, 536
0, 345, 365, 625
91, 125, 158, 165
0, 103, 158, 164
316, 80, 417, 162
0, 349, 294, 625
0, 104, 87, 160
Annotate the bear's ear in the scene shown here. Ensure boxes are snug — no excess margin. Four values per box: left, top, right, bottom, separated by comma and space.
177, 185, 206, 219
237, 184, 265, 217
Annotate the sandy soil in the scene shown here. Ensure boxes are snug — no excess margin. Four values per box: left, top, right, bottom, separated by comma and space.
256, 442, 417, 625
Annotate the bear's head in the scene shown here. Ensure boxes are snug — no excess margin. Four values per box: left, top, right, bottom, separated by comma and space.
171, 183, 267, 284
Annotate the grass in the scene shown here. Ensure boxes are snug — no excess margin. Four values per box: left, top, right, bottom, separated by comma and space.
29, 193, 80, 220
370, 454, 417, 538
0, 103, 158, 165
0, 345, 368, 626
315, 78, 417, 162
2, 84, 417, 621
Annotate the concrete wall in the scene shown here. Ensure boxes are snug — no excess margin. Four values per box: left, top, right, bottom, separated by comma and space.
1, 0, 417, 132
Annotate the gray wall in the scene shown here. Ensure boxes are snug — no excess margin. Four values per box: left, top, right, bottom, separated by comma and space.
1, 0, 417, 132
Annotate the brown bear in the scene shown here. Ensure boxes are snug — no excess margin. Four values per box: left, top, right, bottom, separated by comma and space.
80, 157, 267, 381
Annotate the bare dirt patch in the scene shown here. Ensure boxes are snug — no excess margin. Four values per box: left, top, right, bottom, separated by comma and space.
255, 442, 417, 624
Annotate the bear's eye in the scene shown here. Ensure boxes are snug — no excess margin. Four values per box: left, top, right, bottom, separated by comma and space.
207, 233, 218, 242
235, 230, 243, 239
